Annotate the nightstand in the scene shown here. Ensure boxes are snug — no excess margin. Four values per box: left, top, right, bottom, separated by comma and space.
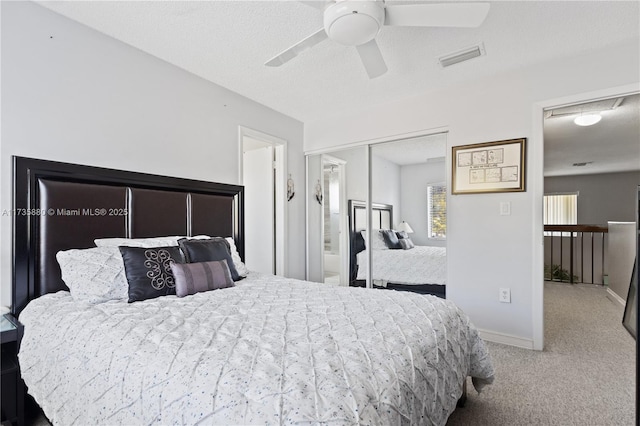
1, 314, 24, 426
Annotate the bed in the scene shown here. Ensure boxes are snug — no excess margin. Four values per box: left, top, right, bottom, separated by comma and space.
349, 200, 447, 297
12, 157, 493, 425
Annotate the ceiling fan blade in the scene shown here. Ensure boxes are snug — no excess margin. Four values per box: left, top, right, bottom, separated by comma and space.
356, 39, 388, 79
265, 28, 328, 67
385, 2, 490, 28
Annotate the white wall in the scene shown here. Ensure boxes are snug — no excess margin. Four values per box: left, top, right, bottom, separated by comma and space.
305, 39, 640, 348
607, 222, 636, 301
400, 161, 447, 247
0, 1, 306, 308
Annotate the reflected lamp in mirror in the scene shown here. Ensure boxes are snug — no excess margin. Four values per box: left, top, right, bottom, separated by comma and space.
397, 221, 414, 233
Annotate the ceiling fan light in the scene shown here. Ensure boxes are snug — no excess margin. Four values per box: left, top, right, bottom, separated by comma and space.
324, 0, 385, 46
574, 113, 602, 126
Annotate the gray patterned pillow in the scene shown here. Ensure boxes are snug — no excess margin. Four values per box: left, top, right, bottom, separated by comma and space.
399, 238, 415, 250
380, 229, 402, 249
170, 260, 235, 297
178, 238, 241, 281
119, 246, 185, 302
56, 246, 129, 304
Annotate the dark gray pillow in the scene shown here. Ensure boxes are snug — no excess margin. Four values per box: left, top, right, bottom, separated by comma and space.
380, 229, 401, 249
178, 237, 241, 281
399, 238, 415, 250
170, 259, 234, 298
396, 231, 410, 240
119, 246, 185, 303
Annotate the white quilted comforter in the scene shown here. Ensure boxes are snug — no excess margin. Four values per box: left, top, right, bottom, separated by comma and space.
357, 246, 447, 285
19, 272, 493, 425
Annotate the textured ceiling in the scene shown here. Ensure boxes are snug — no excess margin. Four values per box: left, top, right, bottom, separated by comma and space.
544, 94, 640, 177
35, 1, 639, 176
37, 1, 639, 124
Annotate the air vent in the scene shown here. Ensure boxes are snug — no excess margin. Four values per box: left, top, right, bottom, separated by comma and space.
439, 44, 485, 68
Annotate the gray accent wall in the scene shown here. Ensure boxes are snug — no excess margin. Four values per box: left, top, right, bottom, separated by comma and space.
544, 171, 640, 225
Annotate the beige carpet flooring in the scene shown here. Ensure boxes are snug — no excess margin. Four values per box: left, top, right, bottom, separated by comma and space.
447, 282, 636, 426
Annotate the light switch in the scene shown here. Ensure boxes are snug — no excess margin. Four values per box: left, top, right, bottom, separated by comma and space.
500, 202, 511, 216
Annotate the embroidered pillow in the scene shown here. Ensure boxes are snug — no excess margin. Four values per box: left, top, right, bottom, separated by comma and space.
380, 229, 402, 249
119, 246, 185, 302
170, 260, 234, 297
399, 238, 415, 250
178, 238, 241, 281
56, 246, 128, 304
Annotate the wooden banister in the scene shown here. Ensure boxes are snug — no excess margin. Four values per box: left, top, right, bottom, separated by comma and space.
544, 225, 608, 233
544, 225, 609, 284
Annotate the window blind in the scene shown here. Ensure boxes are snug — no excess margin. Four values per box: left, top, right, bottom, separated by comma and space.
427, 184, 447, 239
544, 193, 578, 225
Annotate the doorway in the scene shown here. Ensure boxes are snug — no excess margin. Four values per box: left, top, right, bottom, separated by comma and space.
322, 155, 347, 285
239, 127, 287, 276
537, 87, 640, 349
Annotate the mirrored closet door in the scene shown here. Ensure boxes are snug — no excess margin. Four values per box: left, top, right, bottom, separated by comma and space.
306, 133, 447, 294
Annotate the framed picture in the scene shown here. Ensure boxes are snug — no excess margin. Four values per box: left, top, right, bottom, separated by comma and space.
452, 138, 526, 194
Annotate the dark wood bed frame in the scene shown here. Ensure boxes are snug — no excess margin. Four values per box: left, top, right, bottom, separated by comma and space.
11, 157, 466, 412
12, 156, 244, 316
348, 199, 446, 298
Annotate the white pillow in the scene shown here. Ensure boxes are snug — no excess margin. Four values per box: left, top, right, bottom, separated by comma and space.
360, 230, 388, 250
56, 246, 128, 304
94, 235, 210, 248
93, 235, 248, 277
225, 237, 249, 277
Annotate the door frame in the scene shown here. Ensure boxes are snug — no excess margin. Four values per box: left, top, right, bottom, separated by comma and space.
532, 82, 639, 350
238, 126, 287, 276
321, 154, 348, 285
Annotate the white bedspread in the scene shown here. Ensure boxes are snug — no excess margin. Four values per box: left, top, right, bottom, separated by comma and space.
357, 246, 447, 285
19, 272, 492, 425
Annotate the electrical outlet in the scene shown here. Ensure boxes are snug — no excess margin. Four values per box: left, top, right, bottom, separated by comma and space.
499, 288, 511, 303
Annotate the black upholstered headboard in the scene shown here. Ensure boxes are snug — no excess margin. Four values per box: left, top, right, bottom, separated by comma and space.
12, 157, 244, 315
348, 200, 393, 233
347, 200, 393, 283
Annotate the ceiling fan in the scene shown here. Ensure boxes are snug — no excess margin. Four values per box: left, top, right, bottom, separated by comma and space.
265, 0, 490, 79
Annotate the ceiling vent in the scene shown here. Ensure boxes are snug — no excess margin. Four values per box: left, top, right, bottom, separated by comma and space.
439, 43, 485, 68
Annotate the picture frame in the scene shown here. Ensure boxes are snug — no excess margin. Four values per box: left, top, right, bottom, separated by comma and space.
452, 138, 526, 194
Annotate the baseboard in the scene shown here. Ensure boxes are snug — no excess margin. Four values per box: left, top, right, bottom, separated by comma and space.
606, 288, 626, 308
478, 329, 535, 350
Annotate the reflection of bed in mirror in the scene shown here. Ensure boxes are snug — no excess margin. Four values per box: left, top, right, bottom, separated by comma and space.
348, 200, 446, 298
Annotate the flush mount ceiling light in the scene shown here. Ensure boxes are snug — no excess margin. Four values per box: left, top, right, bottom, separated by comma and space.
574, 113, 602, 126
